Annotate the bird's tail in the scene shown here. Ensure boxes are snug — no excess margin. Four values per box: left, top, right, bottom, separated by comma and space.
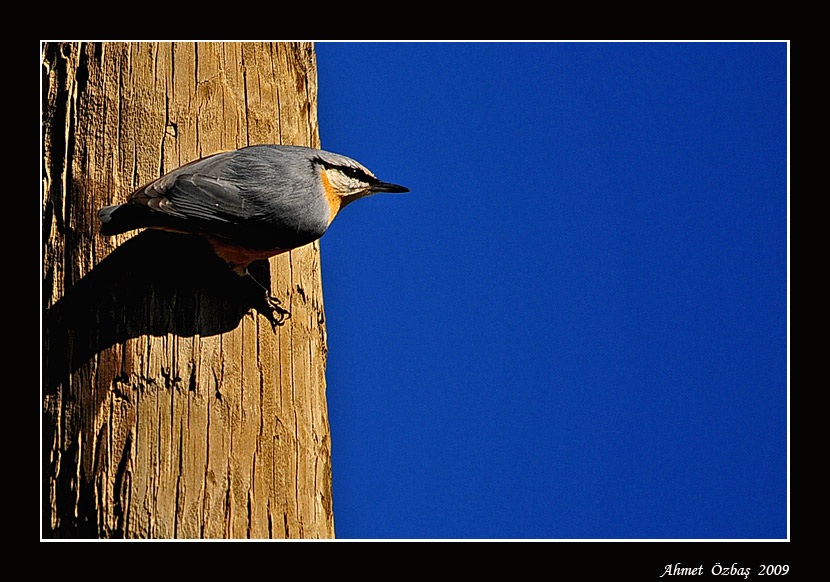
98, 204, 150, 236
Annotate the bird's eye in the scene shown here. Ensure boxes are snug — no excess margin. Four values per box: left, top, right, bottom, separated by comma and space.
343, 166, 370, 182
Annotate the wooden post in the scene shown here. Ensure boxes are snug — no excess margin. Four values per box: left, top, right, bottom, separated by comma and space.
42, 41, 334, 539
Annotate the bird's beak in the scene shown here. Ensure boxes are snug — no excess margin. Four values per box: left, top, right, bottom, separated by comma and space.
372, 181, 409, 194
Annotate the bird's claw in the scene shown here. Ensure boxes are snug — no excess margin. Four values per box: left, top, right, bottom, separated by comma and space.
263, 294, 291, 331
243, 265, 290, 331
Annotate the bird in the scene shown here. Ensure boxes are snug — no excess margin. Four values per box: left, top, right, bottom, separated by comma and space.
98, 144, 409, 328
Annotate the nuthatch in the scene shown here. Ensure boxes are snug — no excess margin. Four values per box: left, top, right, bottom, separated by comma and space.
98, 144, 408, 327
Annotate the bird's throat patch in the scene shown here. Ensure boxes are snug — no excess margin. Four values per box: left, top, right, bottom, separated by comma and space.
320, 169, 341, 224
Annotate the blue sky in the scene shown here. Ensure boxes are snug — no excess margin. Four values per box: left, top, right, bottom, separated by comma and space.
312, 42, 788, 540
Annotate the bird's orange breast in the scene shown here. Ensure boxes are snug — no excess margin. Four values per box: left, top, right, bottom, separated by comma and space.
202, 234, 289, 275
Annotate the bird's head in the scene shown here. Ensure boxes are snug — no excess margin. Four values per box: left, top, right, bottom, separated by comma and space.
314, 152, 408, 218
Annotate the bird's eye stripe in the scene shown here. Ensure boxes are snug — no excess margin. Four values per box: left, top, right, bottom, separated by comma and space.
314, 157, 376, 183
346, 167, 370, 181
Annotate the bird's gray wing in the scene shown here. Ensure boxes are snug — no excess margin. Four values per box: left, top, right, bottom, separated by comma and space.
128, 153, 265, 228
156, 174, 253, 224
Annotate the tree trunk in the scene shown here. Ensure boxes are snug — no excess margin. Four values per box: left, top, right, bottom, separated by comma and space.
42, 42, 334, 539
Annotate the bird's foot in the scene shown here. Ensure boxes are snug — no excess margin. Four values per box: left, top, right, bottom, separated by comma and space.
263, 294, 291, 331
243, 264, 290, 331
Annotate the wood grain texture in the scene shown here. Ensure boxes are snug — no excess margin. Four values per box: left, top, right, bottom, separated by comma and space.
42, 42, 333, 539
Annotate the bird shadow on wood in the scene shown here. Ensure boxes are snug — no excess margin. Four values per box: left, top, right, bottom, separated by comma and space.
42, 229, 282, 537
43, 229, 277, 396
